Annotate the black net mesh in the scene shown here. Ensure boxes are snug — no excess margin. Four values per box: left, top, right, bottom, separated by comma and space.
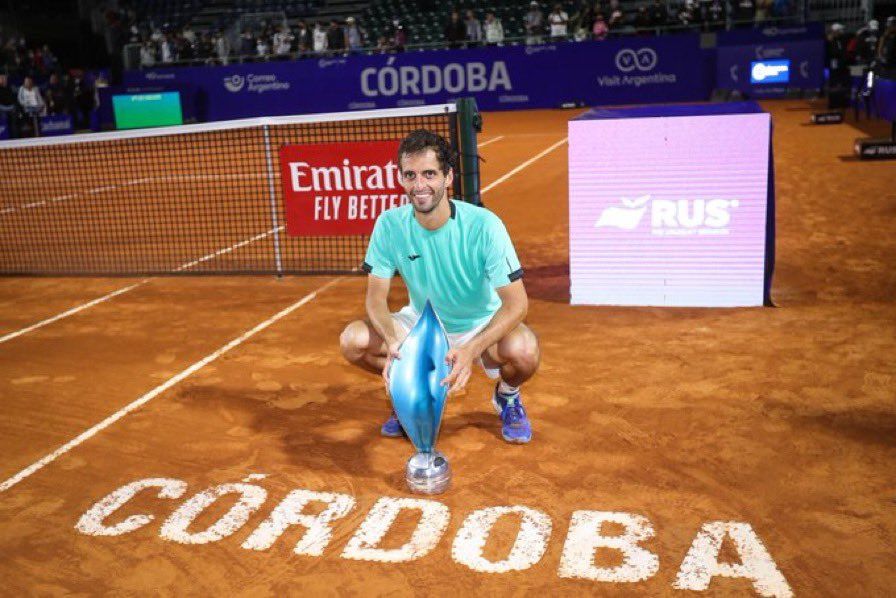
0, 107, 461, 275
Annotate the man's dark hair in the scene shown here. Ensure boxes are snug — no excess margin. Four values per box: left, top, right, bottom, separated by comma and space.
397, 129, 455, 174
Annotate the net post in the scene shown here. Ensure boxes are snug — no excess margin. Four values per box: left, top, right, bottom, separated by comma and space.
455, 98, 482, 206
262, 124, 284, 276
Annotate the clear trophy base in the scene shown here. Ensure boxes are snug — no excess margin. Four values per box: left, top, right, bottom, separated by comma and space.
405, 451, 451, 495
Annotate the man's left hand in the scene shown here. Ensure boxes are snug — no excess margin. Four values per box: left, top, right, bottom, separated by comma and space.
441, 345, 477, 394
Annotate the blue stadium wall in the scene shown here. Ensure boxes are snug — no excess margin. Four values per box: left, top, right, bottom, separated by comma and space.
122, 28, 824, 122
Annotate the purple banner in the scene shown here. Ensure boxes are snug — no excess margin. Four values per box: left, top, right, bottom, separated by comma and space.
124, 34, 710, 121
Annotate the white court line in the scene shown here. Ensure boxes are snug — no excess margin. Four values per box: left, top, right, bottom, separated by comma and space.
0, 277, 344, 493
173, 226, 283, 272
477, 135, 505, 148
0, 282, 147, 345
480, 137, 568, 195
2, 174, 265, 215
0, 227, 284, 345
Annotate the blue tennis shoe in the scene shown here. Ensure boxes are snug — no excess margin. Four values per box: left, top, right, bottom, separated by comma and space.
492, 384, 532, 444
380, 411, 405, 437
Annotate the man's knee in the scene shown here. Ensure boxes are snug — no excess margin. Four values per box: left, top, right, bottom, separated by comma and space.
339, 320, 371, 362
502, 327, 541, 373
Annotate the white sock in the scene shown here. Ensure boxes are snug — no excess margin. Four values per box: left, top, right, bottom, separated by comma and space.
497, 380, 519, 396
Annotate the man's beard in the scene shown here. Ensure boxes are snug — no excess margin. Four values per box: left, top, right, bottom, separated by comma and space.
411, 187, 444, 214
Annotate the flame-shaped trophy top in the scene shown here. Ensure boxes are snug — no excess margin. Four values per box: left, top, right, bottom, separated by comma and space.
388, 300, 451, 453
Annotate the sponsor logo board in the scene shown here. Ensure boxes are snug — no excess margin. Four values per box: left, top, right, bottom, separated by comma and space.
279, 141, 406, 236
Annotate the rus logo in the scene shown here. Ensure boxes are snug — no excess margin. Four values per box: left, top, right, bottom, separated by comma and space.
595, 195, 740, 234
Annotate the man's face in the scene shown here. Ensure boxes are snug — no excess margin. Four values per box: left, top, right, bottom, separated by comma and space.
24, 78, 33, 89
399, 149, 453, 215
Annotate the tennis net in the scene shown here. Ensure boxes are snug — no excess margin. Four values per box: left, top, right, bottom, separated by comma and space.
0, 102, 479, 276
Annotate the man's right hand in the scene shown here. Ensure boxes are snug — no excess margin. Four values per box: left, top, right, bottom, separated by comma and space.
382, 340, 402, 391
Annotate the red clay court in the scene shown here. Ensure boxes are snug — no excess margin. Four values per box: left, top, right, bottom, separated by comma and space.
1, 102, 894, 595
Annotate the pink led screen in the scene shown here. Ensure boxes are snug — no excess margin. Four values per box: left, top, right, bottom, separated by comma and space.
568, 112, 770, 307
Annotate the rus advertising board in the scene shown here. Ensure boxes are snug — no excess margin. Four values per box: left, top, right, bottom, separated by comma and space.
279, 141, 405, 236
568, 113, 770, 307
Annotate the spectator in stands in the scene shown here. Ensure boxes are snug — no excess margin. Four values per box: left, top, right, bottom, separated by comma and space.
465, 10, 483, 47
734, 0, 755, 26
140, 39, 156, 68
179, 32, 196, 63
313, 22, 328, 55
17, 76, 45, 117
593, 13, 609, 39
213, 31, 230, 65
879, 17, 896, 70
393, 23, 407, 53
45, 73, 69, 115
375, 35, 390, 54
345, 17, 365, 54
548, 4, 569, 41
445, 11, 467, 49
160, 33, 176, 64
524, 2, 545, 45
754, 0, 772, 25
256, 35, 271, 59
854, 20, 880, 65
41, 44, 58, 73
197, 33, 214, 64
484, 12, 504, 46
572, 1, 595, 41
650, 0, 668, 30
273, 25, 294, 59
608, 0, 625, 30
327, 20, 346, 55
295, 21, 311, 57
677, 0, 696, 27
635, 6, 652, 31
182, 24, 196, 45
0, 74, 17, 137
708, 0, 725, 28
68, 72, 95, 130
238, 30, 254, 58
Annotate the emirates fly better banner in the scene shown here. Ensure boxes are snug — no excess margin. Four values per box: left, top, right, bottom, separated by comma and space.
279, 140, 406, 236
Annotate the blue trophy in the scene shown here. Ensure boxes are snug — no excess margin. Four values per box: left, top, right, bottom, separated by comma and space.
388, 300, 452, 494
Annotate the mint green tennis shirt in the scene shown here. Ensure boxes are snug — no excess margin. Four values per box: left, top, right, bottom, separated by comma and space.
362, 200, 523, 333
